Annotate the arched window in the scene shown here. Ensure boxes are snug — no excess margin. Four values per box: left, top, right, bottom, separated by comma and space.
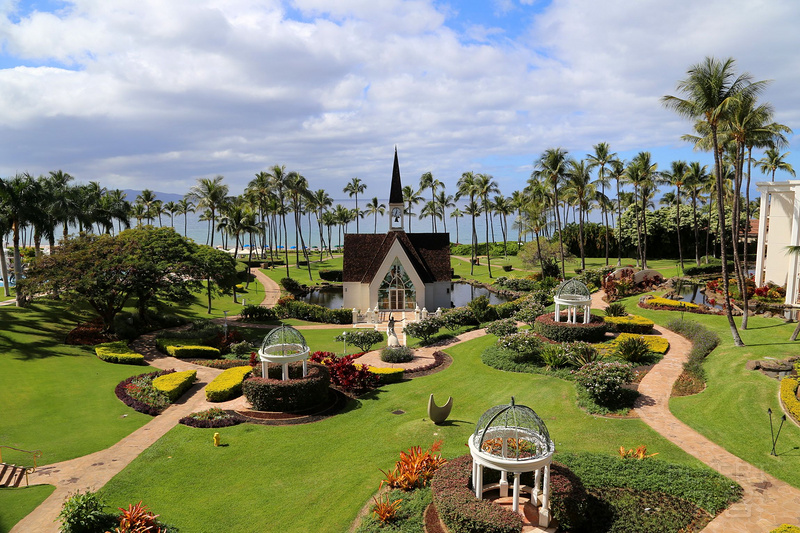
377, 258, 416, 310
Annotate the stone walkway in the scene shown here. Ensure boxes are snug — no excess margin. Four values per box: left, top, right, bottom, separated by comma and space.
593, 290, 800, 530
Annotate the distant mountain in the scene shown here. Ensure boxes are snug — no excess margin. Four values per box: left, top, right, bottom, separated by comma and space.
121, 190, 185, 203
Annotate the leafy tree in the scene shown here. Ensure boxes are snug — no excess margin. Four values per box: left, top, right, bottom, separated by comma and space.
194, 244, 238, 314
335, 330, 384, 353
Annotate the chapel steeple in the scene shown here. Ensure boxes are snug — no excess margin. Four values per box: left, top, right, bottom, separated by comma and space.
388, 147, 404, 231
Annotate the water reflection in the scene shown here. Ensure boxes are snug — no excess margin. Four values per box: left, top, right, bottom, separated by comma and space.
298, 282, 510, 308
674, 280, 724, 309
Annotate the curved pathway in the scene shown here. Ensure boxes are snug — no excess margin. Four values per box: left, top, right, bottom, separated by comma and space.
593, 291, 800, 531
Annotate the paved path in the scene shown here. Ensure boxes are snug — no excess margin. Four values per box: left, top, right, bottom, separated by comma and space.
251, 268, 281, 307
593, 290, 800, 530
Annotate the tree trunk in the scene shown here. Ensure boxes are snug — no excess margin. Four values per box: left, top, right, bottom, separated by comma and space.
692, 191, 700, 266
0, 244, 10, 297
485, 201, 493, 278
676, 187, 683, 272
741, 146, 754, 330
616, 179, 622, 266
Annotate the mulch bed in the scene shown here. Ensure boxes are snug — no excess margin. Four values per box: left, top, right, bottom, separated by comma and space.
234, 389, 349, 426
423, 503, 447, 533
404, 351, 451, 377
65, 318, 117, 345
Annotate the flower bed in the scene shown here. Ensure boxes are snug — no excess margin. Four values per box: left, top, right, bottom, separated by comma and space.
243, 363, 330, 411
166, 345, 221, 359
152, 370, 197, 402
362, 366, 404, 385
604, 314, 654, 334
667, 319, 721, 396
95, 341, 145, 365
206, 366, 253, 402
114, 370, 174, 415
639, 296, 718, 315
189, 359, 251, 369
780, 378, 800, 424
534, 312, 608, 343
179, 407, 244, 428
604, 333, 669, 355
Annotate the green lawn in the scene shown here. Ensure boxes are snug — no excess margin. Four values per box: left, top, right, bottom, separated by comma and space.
0, 287, 14, 302
98, 334, 709, 532
236, 325, 388, 355
619, 293, 800, 488
0, 485, 55, 533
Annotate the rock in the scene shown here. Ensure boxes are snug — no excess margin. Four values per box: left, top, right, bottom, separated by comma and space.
763, 311, 773, 318
760, 360, 794, 372
639, 295, 654, 304
745, 360, 761, 371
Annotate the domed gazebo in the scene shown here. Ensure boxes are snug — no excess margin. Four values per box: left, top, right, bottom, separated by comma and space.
258, 325, 310, 381
554, 278, 592, 324
468, 398, 555, 527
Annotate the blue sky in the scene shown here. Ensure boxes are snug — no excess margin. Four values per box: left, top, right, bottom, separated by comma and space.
0, 0, 797, 202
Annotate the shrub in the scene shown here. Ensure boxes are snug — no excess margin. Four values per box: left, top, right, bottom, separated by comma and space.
494, 298, 524, 319
608, 333, 669, 355
190, 359, 250, 369
58, 490, 117, 533
280, 277, 302, 292
541, 463, 589, 532
403, 316, 444, 344
179, 407, 243, 428
781, 378, 800, 423
319, 269, 343, 282
152, 369, 197, 402
528, 289, 554, 307
228, 340, 256, 357
155, 336, 209, 354
573, 361, 634, 404
604, 314, 654, 334
243, 363, 330, 411
604, 302, 628, 316
380, 345, 414, 363
564, 341, 601, 367
540, 343, 570, 370
495, 276, 538, 292
513, 301, 546, 328
365, 366, 405, 384
310, 351, 378, 392
541, 257, 561, 278
643, 296, 699, 309
380, 441, 446, 491
274, 299, 352, 324
771, 526, 800, 533
94, 341, 145, 365
501, 263, 513, 272
441, 307, 478, 332
166, 345, 221, 359
613, 335, 653, 363
116, 371, 172, 415
683, 261, 727, 276
206, 366, 253, 402
431, 455, 524, 533
666, 319, 721, 396
534, 312, 608, 343
335, 329, 384, 352
486, 318, 518, 337
240, 304, 276, 322
468, 294, 496, 322
499, 331, 543, 363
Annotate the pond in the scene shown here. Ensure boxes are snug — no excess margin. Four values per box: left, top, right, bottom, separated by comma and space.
298, 282, 511, 309
674, 280, 724, 309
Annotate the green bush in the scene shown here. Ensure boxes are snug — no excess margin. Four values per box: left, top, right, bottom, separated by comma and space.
513, 301, 546, 328
498, 331, 543, 363
206, 366, 253, 402
682, 261, 730, 276
540, 343, 570, 370
335, 329, 384, 352
605, 314, 654, 334
573, 361, 634, 404
485, 318, 518, 337
280, 277, 302, 292
493, 297, 524, 319
564, 341, 601, 367
240, 304, 276, 322
441, 307, 478, 332
380, 345, 414, 363
614, 335, 652, 363
243, 363, 330, 411
494, 276, 538, 291
501, 263, 513, 272
403, 316, 444, 344
480, 345, 574, 380
604, 303, 628, 317
57, 490, 117, 533
166, 345, 221, 359
94, 341, 145, 365
534, 313, 608, 343
152, 369, 197, 402
274, 299, 352, 324
467, 295, 496, 322
666, 319, 720, 395
319, 269, 343, 282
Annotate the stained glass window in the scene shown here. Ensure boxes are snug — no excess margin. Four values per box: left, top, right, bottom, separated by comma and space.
377, 258, 416, 309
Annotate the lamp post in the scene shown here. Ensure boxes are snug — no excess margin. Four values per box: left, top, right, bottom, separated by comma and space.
341, 331, 347, 355
223, 310, 229, 338
768, 407, 787, 456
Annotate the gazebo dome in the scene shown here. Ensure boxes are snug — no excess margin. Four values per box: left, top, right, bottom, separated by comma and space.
472, 398, 554, 462
258, 325, 310, 381
555, 279, 591, 301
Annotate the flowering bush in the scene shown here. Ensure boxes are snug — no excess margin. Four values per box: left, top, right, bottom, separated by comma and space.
179, 407, 243, 428
440, 307, 478, 331
513, 300, 546, 327
310, 351, 377, 392
485, 318, 518, 337
499, 331, 543, 363
115, 370, 174, 415
573, 361, 634, 404
403, 316, 444, 344
564, 341, 601, 367
335, 329, 384, 353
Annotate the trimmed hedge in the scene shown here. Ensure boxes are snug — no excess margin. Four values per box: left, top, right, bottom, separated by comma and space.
152, 370, 197, 402
274, 299, 352, 324
156, 336, 207, 353
607, 333, 669, 355
431, 455, 523, 533
781, 378, 800, 424
319, 269, 343, 282
365, 366, 405, 384
243, 363, 330, 411
240, 305, 276, 322
666, 318, 721, 396
380, 346, 414, 363
166, 345, 221, 359
604, 314, 654, 334
206, 366, 253, 402
95, 341, 145, 365
682, 262, 730, 276
534, 312, 608, 343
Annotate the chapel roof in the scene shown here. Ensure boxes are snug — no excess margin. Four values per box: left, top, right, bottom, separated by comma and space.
389, 147, 403, 205
342, 231, 451, 284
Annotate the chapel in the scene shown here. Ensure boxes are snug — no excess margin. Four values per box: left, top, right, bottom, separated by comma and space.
342, 149, 452, 311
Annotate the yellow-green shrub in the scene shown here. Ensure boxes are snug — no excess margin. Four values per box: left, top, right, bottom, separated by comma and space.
770, 525, 800, 533
206, 366, 253, 402
645, 297, 699, 309
781, 378, 800, 424
153, 370, 197, 402
95, 341, 145, 365
604, 315, 654, 334
609, 334, 670, 355
166, 345, 221, 359
366, 366, 405, 385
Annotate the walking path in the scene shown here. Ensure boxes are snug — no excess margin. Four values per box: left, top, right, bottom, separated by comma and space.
592, 291, 800, 531
12, 284, 800, 531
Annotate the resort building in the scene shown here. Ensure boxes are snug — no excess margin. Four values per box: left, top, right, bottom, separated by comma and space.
342, 150, 451, 312
754, 180, 800, 306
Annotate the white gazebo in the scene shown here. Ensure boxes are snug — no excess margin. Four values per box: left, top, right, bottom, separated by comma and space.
468, 398, 555, 527
553, 279, 592, 324
754, 181, 800, 306
258, 325, 310, 381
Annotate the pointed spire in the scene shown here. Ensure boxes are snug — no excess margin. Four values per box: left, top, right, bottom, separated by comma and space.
389, 146, 403, 204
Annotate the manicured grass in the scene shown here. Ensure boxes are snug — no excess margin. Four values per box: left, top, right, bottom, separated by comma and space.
236, 325, 388, 355
99, 334, 708, 532
0, 485, 55, 533
0, 287, 15, 302
618, 293, 800, 488
0, 302, 152, 466
259, 256, 344, 287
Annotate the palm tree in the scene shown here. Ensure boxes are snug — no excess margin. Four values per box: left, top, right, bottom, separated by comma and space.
365, 197, 386, 233
509, 190, 528, 243
419, 172, 443, 232
420, 200, 440, 231
606, 159, 626, 265
531, 148, 569, 277
564, 160, 595, 270
343, 177, 366, 233
286, 171, 313, 279
587, 142, 617, 265
757, 147, 795, 182
402, 185, 423, 231
187, 176, 229, 248
493, 195, 514, 258
435, 190, 455, 234
683, 162, 709, 266
219, 202, 257, 303
333, 204, 351, 250
136, 189, 158, 225
0, 173, 37, 306
661, 160, 689, 270
262, 166, 291, 277
456, 172, 480, 275
449, 208, 463, 244
176, 198, 195, 238
307, 189, 333, 260
163, 201, 178, 228
663, 57, 765, 347
321, 210, 337, 256
625, 152, 658, 269
476, 174, 499, 277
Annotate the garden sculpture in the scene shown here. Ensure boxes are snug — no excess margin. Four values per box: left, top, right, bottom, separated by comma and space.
427, 394, 453, 424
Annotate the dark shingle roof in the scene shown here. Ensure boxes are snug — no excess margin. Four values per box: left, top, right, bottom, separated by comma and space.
343, 231, 451, 283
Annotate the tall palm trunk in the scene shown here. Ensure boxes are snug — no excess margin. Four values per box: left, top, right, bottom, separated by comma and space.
0, 245, 10, 297
554, 189, 565, 278
484, 200, 493, 278
676, 186, 684, 271
616, 180, 623, 266
741, 146, 754, 329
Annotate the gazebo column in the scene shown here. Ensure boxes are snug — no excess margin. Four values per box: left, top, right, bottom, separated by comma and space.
500, 471, 509, 498
584, 305, 590, 324
474, 464, 483, 499
302, 360, 307, 377
533, 468, 541, 504
539, 464, 551, 527
282, 363, 289, 381
554, 302, 560, 322
512, 471, 521, 513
